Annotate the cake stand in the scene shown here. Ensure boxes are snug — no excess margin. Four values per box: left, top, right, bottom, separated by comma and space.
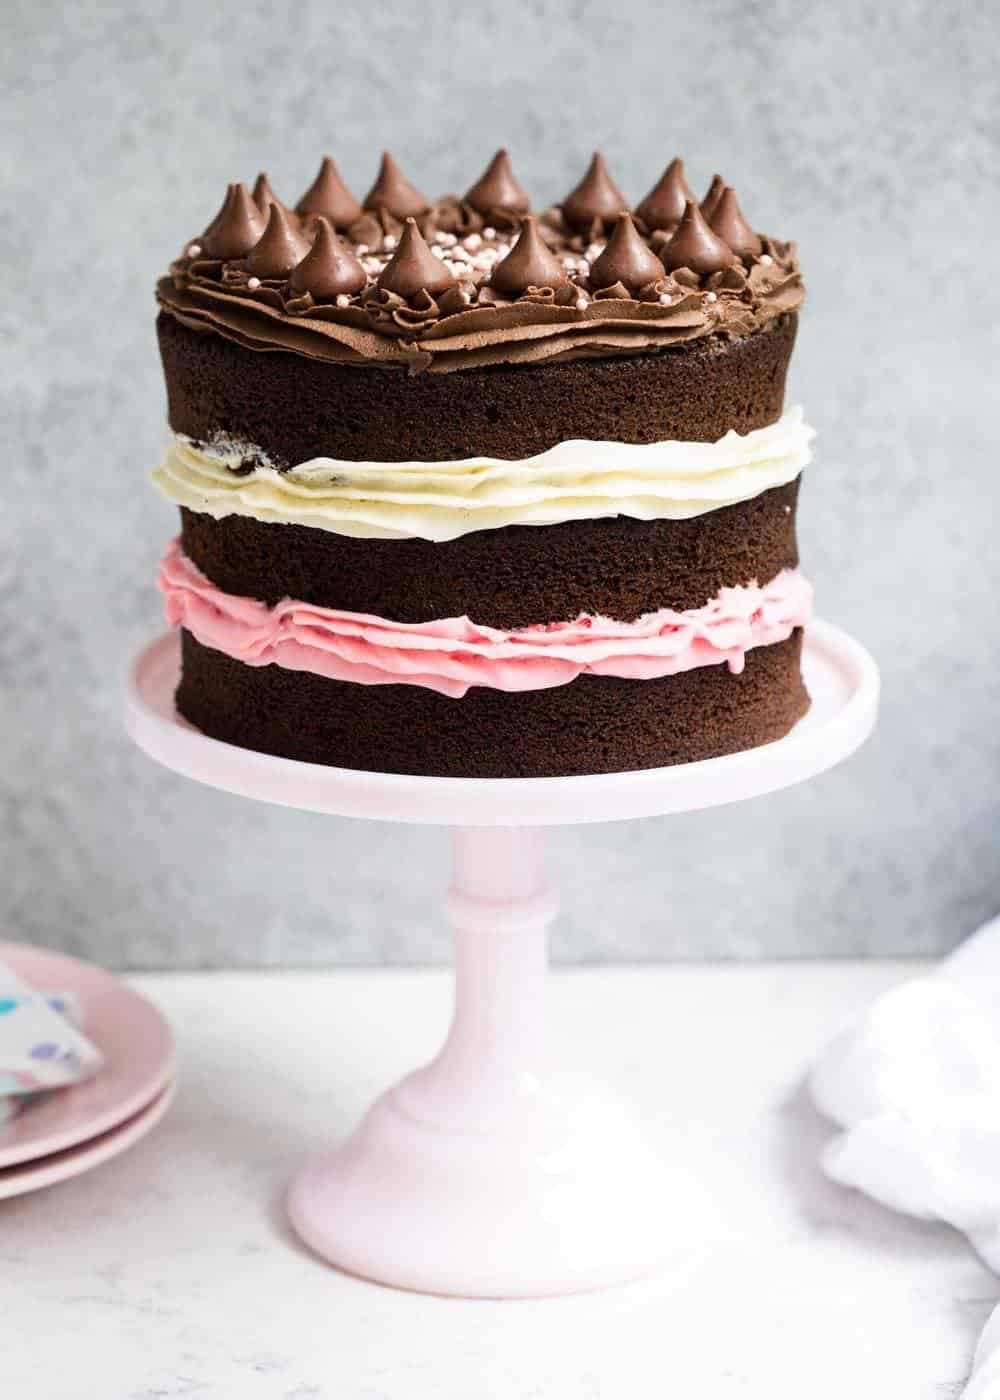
125, 620, 878, 1297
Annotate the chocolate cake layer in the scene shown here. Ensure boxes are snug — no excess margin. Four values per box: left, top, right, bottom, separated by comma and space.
180, 478, 800, 629
158, 310, 797, 465
177, 629, 808, 778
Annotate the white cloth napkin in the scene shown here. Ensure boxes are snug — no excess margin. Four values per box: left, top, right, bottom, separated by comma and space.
0, 958, 103, 1122
810, 913, 1000, 1397
966, 1308, 1000, 1400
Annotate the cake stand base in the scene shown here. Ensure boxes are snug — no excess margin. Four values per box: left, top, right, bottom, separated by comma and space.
126, 621, 878, 1297
287, 826, 692, 1297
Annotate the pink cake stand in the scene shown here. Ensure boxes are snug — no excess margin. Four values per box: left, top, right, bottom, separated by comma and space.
125, 621, 878, 1298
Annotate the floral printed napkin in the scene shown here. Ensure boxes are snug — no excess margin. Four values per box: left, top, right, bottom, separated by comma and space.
0, 959, 103, 1123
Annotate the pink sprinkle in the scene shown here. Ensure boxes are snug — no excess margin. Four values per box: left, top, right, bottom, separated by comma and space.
247, 277, 261, 290
463, 233, 482, 251
575, 296, 588, 311
336, 294, 351, 307
186, 243, 202, 258
482, 226, 496, 240
658, 293, 672, 306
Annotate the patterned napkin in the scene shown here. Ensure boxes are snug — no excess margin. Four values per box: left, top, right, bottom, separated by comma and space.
0, 958, 104, 1123
810, 913, 1000, 1398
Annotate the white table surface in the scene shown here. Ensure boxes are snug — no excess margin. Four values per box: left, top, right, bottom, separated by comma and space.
2, 963, 994, 1399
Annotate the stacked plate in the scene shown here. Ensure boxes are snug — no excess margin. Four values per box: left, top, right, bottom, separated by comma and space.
0, 944, 174, 1199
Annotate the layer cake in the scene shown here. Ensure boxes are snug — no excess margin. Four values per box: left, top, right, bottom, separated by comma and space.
153, 151, 813, 777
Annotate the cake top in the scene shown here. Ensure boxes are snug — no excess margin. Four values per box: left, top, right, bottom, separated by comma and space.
157, 150, 803, 375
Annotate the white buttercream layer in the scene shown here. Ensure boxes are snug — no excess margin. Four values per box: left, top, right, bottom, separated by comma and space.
153, 408, 814, 543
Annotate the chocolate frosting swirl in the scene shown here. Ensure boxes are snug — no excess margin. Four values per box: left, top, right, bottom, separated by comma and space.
161, 157, 804, 375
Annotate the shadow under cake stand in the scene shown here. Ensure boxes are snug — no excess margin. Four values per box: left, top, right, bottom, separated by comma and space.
125, 620, 878, 1298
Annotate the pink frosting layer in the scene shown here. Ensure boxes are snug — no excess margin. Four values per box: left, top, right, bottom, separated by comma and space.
159, 541, 813, 700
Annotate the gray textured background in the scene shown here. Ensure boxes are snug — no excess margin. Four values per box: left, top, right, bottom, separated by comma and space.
2, 0, 998, 967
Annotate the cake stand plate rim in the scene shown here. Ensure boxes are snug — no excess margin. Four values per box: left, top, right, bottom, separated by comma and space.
123, 621, 878, 826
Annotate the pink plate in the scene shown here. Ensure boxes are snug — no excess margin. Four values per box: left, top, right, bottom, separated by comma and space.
0, 1080, 175, 1200
0, 944, 174, 1169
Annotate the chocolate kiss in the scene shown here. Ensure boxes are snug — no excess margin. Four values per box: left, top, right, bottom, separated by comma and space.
561, 152, 629, 231
252, 171, 286, 215
465, 149, 531, 216
202, 183, 266, 260
289, 218, 366, 298
660, 199, 739, 275
490, 216, 568, 296
363, 151, 428, 219
589, 212, 665, 291
295, 155, 362, 229
634, 157, 693, 231
245, 204, 312, 278
700, 174, 725, 223
377, 217, 455, 298
709, 186, 763, 262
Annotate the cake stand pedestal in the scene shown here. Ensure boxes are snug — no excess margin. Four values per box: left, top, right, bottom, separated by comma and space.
125, 620, 878, 1298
